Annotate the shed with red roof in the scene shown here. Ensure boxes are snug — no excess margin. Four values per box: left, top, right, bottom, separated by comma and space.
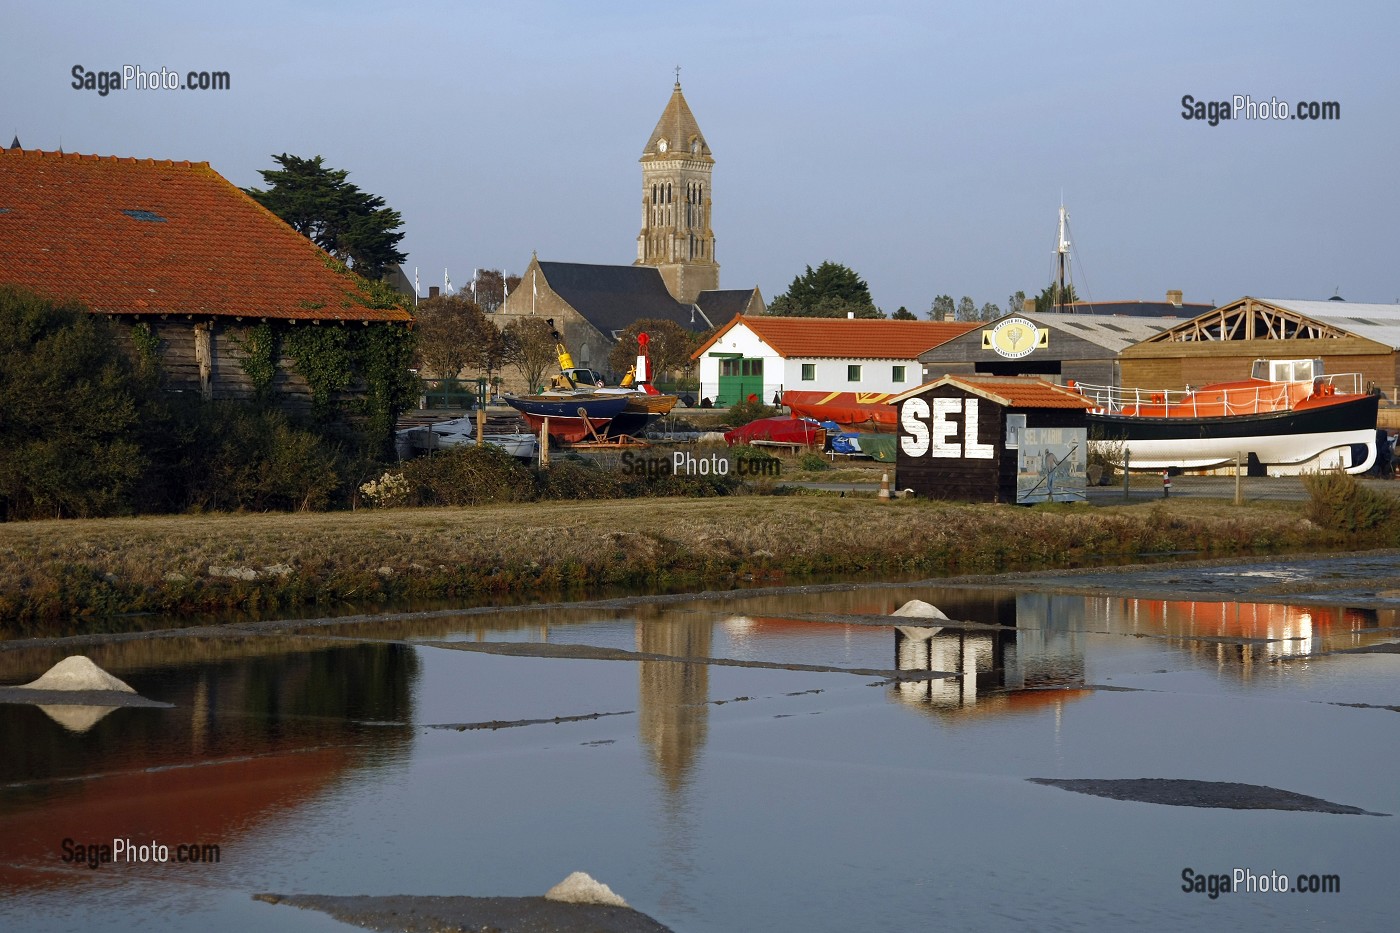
888, 375, 1094, 503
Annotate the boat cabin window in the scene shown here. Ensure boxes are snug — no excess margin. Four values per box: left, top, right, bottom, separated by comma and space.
563, 368, 601, 387
1251, 359, 1320, 383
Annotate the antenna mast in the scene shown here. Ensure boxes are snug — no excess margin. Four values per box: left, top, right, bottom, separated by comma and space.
1056, 201, 1072, 313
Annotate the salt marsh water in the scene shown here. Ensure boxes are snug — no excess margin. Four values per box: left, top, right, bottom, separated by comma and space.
2, 564, 1398, 931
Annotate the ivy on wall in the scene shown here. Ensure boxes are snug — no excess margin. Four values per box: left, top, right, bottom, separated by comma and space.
233, 322, 279, 403
357, 323, 418, 455
283, 324, 353, 416
129, 322, 163, 382
280, 320, 417, 456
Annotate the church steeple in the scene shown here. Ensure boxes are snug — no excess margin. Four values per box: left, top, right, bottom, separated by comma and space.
636, 75, 718, 304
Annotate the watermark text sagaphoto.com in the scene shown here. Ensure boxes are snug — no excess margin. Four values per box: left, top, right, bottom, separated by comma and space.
1181, 867, 1340, 899
619, 451, 781, 479
1180, 94, 1340, 125
61, 837, 221, 870
72, 65, 231, 96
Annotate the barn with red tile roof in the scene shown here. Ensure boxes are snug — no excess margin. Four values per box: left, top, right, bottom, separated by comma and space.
0, 148, 412, 406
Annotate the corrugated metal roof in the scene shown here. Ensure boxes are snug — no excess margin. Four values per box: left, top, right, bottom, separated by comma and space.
1258, 298, 1400, 349
1030, 313, 1179, 353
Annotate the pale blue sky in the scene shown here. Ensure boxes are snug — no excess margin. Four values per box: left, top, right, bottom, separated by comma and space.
6, 0, 1398, 313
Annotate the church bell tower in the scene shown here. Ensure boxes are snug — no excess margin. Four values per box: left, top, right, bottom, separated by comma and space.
635, 76, 719, 304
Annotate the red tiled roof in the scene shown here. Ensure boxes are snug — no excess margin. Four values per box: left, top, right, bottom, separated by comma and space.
891, 375, 1094, 409
0, 149, 410, 322
692, 314, 979, 360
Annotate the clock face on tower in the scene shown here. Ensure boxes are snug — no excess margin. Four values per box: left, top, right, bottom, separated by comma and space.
657, 138, 668, 153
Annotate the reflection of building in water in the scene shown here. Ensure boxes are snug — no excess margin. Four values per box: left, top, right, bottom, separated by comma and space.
1110, 598, 1390, 674
635, 610, 712, 917
637, 613, 711, 793
0, 642, 417, 893
895, 593, 1088, 715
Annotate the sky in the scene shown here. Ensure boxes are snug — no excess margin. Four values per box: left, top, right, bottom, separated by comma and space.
5, 0, 1399, 315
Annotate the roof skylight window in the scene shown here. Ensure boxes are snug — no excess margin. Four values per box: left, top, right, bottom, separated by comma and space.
121, 209, 166, 222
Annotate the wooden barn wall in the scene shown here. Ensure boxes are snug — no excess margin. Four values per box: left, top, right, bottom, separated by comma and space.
895, 385, 1010, 503
108, 318, 367, 412
1120, 338, 1399, 396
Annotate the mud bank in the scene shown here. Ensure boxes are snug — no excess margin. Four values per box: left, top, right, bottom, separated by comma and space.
254, 892, 674, 932
0, 495, 1374, 628
5, 550, 1400, 654
1028, 778, 1390, 815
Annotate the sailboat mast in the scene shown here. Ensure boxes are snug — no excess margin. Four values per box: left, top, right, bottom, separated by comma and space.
1056, 203, 1071, 313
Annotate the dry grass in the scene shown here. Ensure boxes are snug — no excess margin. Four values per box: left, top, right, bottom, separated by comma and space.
0, 493, 1356, 632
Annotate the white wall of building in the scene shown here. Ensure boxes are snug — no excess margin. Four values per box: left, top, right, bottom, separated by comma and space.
698, 321, 925, 403
697, 323, 785, 403
784, 357, 920, 395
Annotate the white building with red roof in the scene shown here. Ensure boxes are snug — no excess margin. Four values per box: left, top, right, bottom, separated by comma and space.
691, 314, 979, 406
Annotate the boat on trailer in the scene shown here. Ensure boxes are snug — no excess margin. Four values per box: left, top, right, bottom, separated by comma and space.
505, 323, 677, 442
1072, 358, 1379, 475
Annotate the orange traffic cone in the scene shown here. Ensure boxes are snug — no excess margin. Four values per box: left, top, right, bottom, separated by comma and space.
878, 472, 891, 500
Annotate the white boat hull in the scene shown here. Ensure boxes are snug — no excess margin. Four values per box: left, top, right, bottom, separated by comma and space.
1109, 427, 1376, 475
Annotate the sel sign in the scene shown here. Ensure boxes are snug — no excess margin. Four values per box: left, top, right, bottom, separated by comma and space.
900, 398, 995, 459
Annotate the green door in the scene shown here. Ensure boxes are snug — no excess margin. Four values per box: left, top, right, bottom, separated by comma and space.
717, 356, 764, 406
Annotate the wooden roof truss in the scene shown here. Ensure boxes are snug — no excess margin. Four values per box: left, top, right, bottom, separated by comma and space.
1150, 299, 1345, 343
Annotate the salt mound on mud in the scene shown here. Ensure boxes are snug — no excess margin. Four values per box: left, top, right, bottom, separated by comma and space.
21, 656, 135, 693
892, 600, 948, 620
544, 872, 629, 908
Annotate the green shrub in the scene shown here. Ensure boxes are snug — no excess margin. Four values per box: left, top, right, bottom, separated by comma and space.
1302, 468, 1398, 533
725, 397, 778, 425
400, 444, 536, 506
797, 451, 830, 472
0, 286, 149, 519
538, 457, 623, 500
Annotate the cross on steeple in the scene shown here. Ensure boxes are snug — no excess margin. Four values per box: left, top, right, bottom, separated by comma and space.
674, 65, 681, 87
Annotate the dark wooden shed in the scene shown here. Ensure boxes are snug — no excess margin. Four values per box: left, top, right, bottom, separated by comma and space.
890, 375, 1094, 503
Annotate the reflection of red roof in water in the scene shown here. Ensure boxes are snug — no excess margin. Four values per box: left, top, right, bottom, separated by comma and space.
0, 747, 352, 891
1127, 600, 1380, 639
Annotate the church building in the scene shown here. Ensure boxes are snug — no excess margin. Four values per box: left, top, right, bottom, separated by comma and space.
494, 79, 763, 377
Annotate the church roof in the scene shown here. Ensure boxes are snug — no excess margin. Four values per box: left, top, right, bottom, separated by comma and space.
696, 288, 759, 320
536, 261, 708, 335
0, 148, 411, 322
641, 82, 712, 163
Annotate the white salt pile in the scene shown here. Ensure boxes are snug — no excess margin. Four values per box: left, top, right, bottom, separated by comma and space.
20, 656, 135, 693
544, 871, 629, 908
891, 599, 948, 620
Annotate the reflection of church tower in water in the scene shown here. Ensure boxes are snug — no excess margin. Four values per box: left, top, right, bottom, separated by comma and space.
637, 613, 711, 792
635, 77, 719, 304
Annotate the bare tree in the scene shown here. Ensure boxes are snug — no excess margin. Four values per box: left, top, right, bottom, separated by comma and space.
502, 316, 558, 393
413, 295, 478, 379
606, 319, 707, 382
469, 268, 524, 313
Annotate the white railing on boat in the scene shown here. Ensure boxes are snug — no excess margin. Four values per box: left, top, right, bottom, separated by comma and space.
1069, 373, 1363, 416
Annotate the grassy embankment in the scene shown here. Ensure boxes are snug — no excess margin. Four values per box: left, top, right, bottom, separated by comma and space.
0, 491, 1383, 631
